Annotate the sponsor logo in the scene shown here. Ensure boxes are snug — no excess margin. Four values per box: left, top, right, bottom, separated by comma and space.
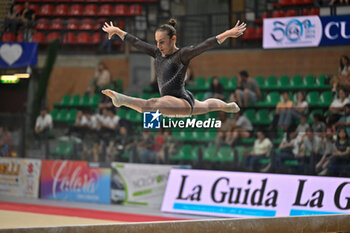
143, 110, 161, 129
143, 110, 222, 129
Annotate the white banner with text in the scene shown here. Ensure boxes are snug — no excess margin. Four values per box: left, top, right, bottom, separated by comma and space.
161, 169, 350, 218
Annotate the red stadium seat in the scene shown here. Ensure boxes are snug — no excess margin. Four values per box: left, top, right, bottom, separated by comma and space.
285, 9, 297, 17
304, 0, 314, 4
241, 27, 256, 40
16, 4, 24, 14
92, 32, 102, 44
79, 18, 94, 30
38, 4, 53, 16
36, 18, 49, 30
114, 4, 127, 16
49, 18, 63, 30
54, 4, 68, 16
69, 4, 83, 16
98, 4, 112, 16
255, 26, 263, 39
67, 18, 79, 30
16, 33, 23, 42
2, 33, 15, 42
272, 10, 285, 18
309, 8, 320, 15
129, 4, 142, 16
77, 32, 91, 44
46, 32, 60, 42
292, 0, 304, 5
279, 0, 293, 6
83, 4, 98, 16
117, 20, 125, 29
95, 18, 107, 31
63, 32, 76, 44
302, 8, 310, 15
32, 32, 45, 43
29, 4, 39, 14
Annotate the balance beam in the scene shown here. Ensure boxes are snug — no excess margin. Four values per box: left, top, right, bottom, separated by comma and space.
1, 214, 349, 233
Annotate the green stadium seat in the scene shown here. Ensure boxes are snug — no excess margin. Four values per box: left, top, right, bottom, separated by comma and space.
78, 94, 90, 107
254, 109, 273, 125
217, 146, 234, 162
227, 77, 237, 90
219, 76, 228, 86
258, 158, 271, 165
182, 145, 200, 161
172, 130, 182, 141
115, 78, 123, 92
316, 74, 330, 89
203, 145, 219, 162
283, 159, 298, 166
304, 75, 315, 89
121, 151, 130, 160
150, 93, 161, 98
255, 76, 265, 88
125, 110, 142, 123
117, 108, 127, 119
195, 92, 205, 101
56, 109, 68, 122
255, 91, 280, 107
319, 91, 333, 107
264, 75, 277, 89
141, 93, 151, 99
50, 109, 59, 121
66, 108, 77, 125
51, 140, 74, 159
277, 75, 290, 88
306, 91, 319, 107
89, 94, 100, 109
290, 75, 303, 89
55, 94, 71, 107
234, 146, 245, 163
194, 77, 206, 91
208, 111, 218, 119
244, 109, 255, 122
181, 130, 194, 142
202, 130, 217, 142
68, 94, 80, 107
206, 76, 214, 90
240, 138, 255, 144
169, 144, 192, 162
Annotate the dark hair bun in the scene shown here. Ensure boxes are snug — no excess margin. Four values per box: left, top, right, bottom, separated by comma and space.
168, 18, 176, 28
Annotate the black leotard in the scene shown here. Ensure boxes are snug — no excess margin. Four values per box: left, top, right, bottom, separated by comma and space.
124, 33, 219, 112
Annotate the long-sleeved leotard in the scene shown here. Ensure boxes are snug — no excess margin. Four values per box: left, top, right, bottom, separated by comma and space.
124, 33, 220, 113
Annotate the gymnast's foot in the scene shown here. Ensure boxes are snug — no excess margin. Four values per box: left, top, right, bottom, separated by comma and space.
226, 102, 240, 113
101, 89, 125, 107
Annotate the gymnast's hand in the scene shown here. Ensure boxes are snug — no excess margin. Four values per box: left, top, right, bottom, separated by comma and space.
102, 21, 126, 40
216, 20, 246, 44
227, 20, 247, 38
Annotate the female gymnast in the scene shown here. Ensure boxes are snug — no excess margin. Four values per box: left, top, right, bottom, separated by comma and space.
102, 19, 246, 117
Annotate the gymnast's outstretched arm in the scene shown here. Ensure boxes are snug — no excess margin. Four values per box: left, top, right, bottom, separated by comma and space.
180, 20, 247, 64
102, 21, 157, 58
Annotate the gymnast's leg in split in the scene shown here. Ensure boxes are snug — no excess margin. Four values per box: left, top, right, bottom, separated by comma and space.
102, 89, 240, 117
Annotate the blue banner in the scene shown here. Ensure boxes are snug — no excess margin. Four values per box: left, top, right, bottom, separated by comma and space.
0, 42, 38, 68
320, 15, 350, 46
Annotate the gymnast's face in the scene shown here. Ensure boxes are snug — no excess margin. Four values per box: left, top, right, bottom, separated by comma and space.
155, 31, 176, 56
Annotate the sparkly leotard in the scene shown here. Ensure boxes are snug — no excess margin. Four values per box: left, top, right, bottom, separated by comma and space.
124, 33, 219, 112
